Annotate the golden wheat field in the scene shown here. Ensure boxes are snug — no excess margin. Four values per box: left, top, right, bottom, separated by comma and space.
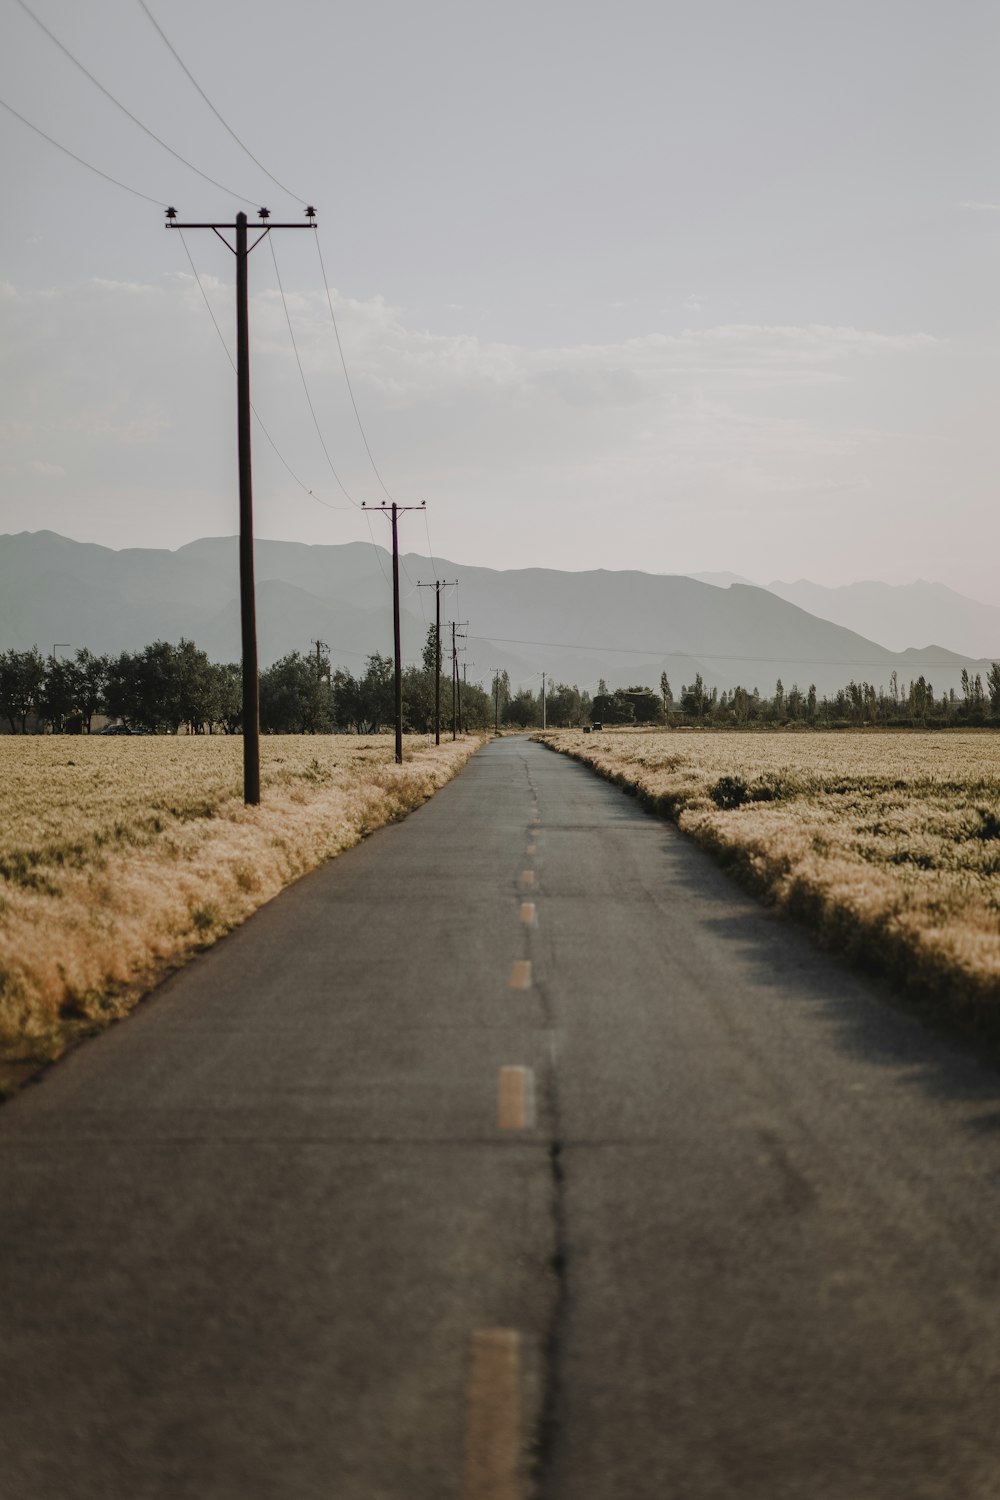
542, 728, 1000, 1022
0, 733, 481, 1082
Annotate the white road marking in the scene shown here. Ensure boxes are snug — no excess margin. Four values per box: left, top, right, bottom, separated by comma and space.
520, 870, 534, 887
520, 902, 536, 925
508, 960, 532, 990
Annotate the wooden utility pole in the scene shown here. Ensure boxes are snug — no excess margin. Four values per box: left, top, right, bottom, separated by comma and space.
417, 578, 457, 745
365, 501, 426, 763
311, 639, 331, 683
541, 670, 546, 730
166, 205, 316, 804
449, 621, 467, 739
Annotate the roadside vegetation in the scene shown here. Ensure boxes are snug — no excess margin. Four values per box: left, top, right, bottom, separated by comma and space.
0, 628, 496, 735
540, 728, 1000, 1030
0, 733, 481, 1090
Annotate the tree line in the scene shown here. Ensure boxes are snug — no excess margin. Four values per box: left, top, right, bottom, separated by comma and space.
656, 668, 1000, 728
0, 632, 499, 735
4, 639, 999, 734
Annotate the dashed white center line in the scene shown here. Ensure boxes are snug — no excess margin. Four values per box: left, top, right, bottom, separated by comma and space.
520, 901, 536, 925
497, 1066, 534, 1129
520, 870, 534, 887
462, 1327, 523, 1499
526, 844, 537, 856
508, 960, 532, 990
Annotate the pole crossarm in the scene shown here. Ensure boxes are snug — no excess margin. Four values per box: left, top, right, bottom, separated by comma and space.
167, 223, 316, 230
363, 502, 426, 515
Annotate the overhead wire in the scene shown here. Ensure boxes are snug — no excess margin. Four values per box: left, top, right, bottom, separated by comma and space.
134, 0, 305, 204
313, 232, 396, 503
0, 94, 352, 517
12, 0, 260, 205
266, 241, 391, 586
13, 0, 405, 589
130, 0, 401, 522
183, 226, 390, 578
176, 230, 353, 513
473, 631, 978, 672
0, 95, 166, 205
268, 235, 361, 508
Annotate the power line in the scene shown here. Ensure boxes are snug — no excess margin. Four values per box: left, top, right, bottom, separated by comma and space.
133, 0, 406, 553
13, 0, 260, 205
134, 0, 305, 204
313, 230, 395, 502
473, 632, 988, 671
0, 95, 165, 205
177, 229, 352, 514
423, 506, 440, 586
265, 239, 391, 586
268, 236, 360, 507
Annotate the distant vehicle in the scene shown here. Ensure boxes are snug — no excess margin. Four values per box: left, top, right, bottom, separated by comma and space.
99, 724, 132, 736
591, 721, 603, 731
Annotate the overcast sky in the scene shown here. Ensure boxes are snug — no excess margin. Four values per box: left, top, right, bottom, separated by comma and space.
1, 0, 998, 599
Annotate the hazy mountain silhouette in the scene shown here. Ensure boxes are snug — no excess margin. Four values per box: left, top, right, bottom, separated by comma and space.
766, 578, 1000, 660
0, 531, 993, 698
690, 573, 1000, 661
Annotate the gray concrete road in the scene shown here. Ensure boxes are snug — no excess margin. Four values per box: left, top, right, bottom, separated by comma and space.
3, 735, 1000, 1498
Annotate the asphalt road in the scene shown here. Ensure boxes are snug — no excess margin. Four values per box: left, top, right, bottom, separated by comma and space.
4, 735, 1000, 1498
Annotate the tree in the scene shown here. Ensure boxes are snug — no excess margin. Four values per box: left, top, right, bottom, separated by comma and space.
731, 684, 752, 726
38, 656, 77, 732
72, 649, 110, 732
546, 682, 584, 727
421, 622, 441, 679
260, 652, 332, 733
908, 676, 932, 725
360, 653, 394, 732
172, 639, 219, 732
988, 663, 1000, 717
680, 673, 707, 720
502, 689, 540, 728
0, 648, 47, 732
333, 655, 394, 734
592, 689, 635, 725
211, 662, 243, 733
619, 686, 663, 724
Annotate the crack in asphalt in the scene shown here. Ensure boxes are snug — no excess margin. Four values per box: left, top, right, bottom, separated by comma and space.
520, 745, 571, 1496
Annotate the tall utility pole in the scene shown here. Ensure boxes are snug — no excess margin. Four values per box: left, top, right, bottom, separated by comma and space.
541, 670, 546, 731
364, 501, 426, 763
417, 578, 457, 745
449, 621, 467, 739
311, 639, 331, 684
166, 205, 316, 805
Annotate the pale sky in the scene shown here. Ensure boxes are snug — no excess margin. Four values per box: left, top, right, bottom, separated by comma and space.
2, 0, 998, 600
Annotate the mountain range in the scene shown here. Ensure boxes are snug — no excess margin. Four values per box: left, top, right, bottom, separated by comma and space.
691, 573, 1000, 661
0, 530, 995, 700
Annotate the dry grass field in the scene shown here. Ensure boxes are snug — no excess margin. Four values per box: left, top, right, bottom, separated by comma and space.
541, 728, 1000, 1027
0, 733, 481, 1086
